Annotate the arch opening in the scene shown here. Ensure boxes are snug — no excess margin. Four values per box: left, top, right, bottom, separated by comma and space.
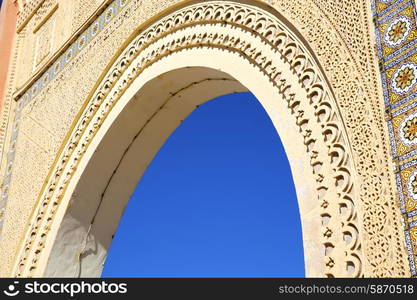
43, 64, 320, 277
102, 92, 305, 277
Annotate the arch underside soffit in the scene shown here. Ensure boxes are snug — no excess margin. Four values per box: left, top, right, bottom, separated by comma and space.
0, 0, 410, 277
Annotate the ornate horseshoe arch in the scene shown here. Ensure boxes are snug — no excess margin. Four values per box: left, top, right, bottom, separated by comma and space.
0, 0, 410, 278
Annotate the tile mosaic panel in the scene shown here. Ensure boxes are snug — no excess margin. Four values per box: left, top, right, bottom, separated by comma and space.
373, 0, 417, 277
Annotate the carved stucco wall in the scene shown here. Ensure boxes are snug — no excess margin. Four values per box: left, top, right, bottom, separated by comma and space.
0, 0, 411, 277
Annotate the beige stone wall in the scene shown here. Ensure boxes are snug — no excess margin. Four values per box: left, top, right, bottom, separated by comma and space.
0, 0, 409, 277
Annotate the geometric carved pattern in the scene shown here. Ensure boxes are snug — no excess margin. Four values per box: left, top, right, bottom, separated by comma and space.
32, 0, 55, 27
71, 0, 99, 33
372, 0, 417, 276
14, 0, 128, 104
34, 17, 53, 67
16, 0, 46, 32
0, 0, 131, 231
14, 0, 364, 278
283, 0, 408, 277
33, 0, 58, 69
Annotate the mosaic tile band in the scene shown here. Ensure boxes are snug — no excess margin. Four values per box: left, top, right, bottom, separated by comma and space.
372, 0, 417, 277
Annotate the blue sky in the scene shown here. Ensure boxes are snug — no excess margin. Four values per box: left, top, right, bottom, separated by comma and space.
101, 92, 304, 277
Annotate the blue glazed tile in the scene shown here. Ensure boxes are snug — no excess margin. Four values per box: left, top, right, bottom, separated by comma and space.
379, 0, 412, 24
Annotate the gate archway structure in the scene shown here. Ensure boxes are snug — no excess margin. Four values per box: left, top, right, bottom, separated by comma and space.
0, 0, 412, 277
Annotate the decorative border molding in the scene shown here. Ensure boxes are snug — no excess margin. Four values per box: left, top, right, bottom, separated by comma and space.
372, 0, 417, 276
